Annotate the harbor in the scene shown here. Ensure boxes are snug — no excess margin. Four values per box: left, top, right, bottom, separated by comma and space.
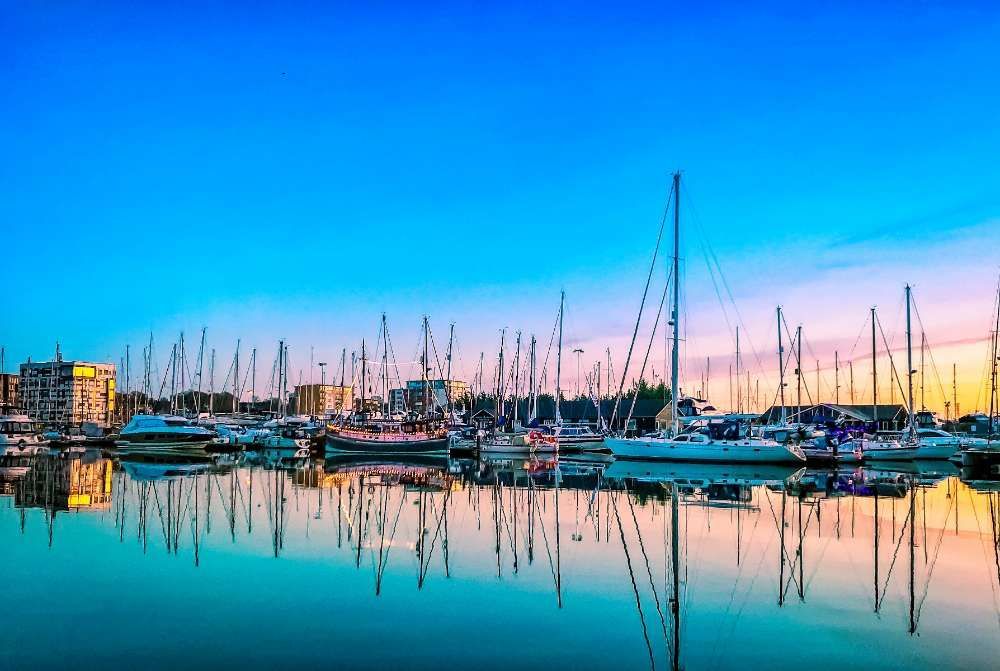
7, 1, 1000, 667
2, 449, 1000, 670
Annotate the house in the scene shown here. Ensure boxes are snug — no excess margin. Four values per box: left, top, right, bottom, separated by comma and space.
755, 403, 908, 431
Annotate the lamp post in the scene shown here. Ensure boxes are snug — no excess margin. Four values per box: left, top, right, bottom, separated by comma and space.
573, 348, 584, 398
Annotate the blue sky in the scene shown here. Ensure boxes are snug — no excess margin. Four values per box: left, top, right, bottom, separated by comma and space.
3, 2, 999, 408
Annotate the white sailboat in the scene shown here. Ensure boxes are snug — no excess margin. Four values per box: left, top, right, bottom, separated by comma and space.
605, 172, 804, 464
861, 286, 957, 461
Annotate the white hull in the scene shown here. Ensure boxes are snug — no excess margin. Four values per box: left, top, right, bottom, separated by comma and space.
863, 443, 957, 461
602, 459, 804, 485
605, 437, 805, 463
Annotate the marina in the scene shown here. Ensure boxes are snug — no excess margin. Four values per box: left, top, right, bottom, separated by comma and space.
7, 1, 1000, 667
2, 449, 1000, 669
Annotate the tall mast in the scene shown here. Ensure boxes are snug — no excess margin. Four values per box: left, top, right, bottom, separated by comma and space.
529, 335, 537, 422
990, 280, 1000, 433
513, 331, 521, 426
670, 171, 681, 436
735, 326, 741, 413
796, 325, 803, 419
382, 314, 389, 416
233, 339, 240, 414
209, 348, 216, 416
339, 348, 346, 414
872, 307, 878, 434
850, 359, 855, 403
920, 332, 926, 412
496, 328, 505, 419
778, 307, 785, 424
423, 316, 430, 417
250, 348, 256, 412
446, 323, 455, 417
196, 327, 206, 413
556, 291, 565, 425
360, 339, 367, 415
835, 351, 840, 405
905, 285, 916, 439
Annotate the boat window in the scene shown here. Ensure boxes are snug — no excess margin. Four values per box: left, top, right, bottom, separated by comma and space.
673, 435, 689, 442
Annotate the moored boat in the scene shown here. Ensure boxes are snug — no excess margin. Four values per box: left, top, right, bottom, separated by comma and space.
116, 414, 215, 456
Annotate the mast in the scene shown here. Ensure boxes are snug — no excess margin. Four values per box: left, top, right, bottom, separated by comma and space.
905, 285, 916, 439
209, 348, 216, 416
233, 339, 240, 414
872, 307, 878, 434
250, 348, 256, 413
513, 331, 521, 426
360, 339, 367, 416
446, 323, 455, 417
670, 171, 680, 436
778, 307, 786, 425
835, 351, 840, 405
556, 291, 565, 425
422, 317, 430, 418
496, 328, 505, 420
196, 327, 206, 413
529, 335, 537, 423
850, 359, 855, 404
795, 325, 803, 420
990, 280, 1000, 434
735, 326, 741, 413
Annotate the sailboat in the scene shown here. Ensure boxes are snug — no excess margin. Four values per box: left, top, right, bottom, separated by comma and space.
605, 173, 805, 464
326, 318, 449, 455
962, 279, 1000, 468
862, 286, 958, 461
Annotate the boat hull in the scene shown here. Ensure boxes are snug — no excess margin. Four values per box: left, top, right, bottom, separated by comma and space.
605, 438, 805, 463
326, 433, 449, 455
863, 443, 958, 461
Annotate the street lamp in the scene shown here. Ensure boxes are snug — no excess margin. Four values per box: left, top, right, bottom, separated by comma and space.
573, 348, 584, 398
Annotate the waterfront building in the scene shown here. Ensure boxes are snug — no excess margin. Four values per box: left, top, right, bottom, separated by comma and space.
0, 373, 18, 411
18, 358, 117, 427
405, 379, 470, 414
293, 384, 353, 416
755, 403, 908, 431
388, 388, 407, 414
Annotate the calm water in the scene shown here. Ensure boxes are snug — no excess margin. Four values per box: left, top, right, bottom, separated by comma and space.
2, 451, 999, 670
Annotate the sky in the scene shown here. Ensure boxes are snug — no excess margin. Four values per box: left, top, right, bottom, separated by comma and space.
3, 1, 1000, 413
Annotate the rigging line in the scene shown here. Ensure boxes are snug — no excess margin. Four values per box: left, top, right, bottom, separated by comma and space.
684, 180, 770, 388
847, 313, 871, 362
626, 268, 672, 429
610, 181, 675, 429
914, 490, 955, 626
876, 505, 912, 612
624, 486, 670, 653
762, 489, 803, 593
876, 313, 912, 414
909, 298, 952, 410
612, 491, 657, 671
419, 490, 453, 584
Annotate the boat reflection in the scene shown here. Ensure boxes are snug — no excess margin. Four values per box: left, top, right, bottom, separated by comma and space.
4, 450, 1000, 661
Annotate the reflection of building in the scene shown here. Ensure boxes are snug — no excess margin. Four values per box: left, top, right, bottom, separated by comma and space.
14, 456, 113, 511
293, 384, 353, 416
19, 359, 116, 427
405, 379, 469, 413
0, 373, 18, 410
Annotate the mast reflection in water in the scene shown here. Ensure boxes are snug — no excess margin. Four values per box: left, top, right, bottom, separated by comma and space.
2, 452, 999, 670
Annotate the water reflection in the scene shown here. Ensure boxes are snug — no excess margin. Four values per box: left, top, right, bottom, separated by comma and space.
2, 450, 999, 670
